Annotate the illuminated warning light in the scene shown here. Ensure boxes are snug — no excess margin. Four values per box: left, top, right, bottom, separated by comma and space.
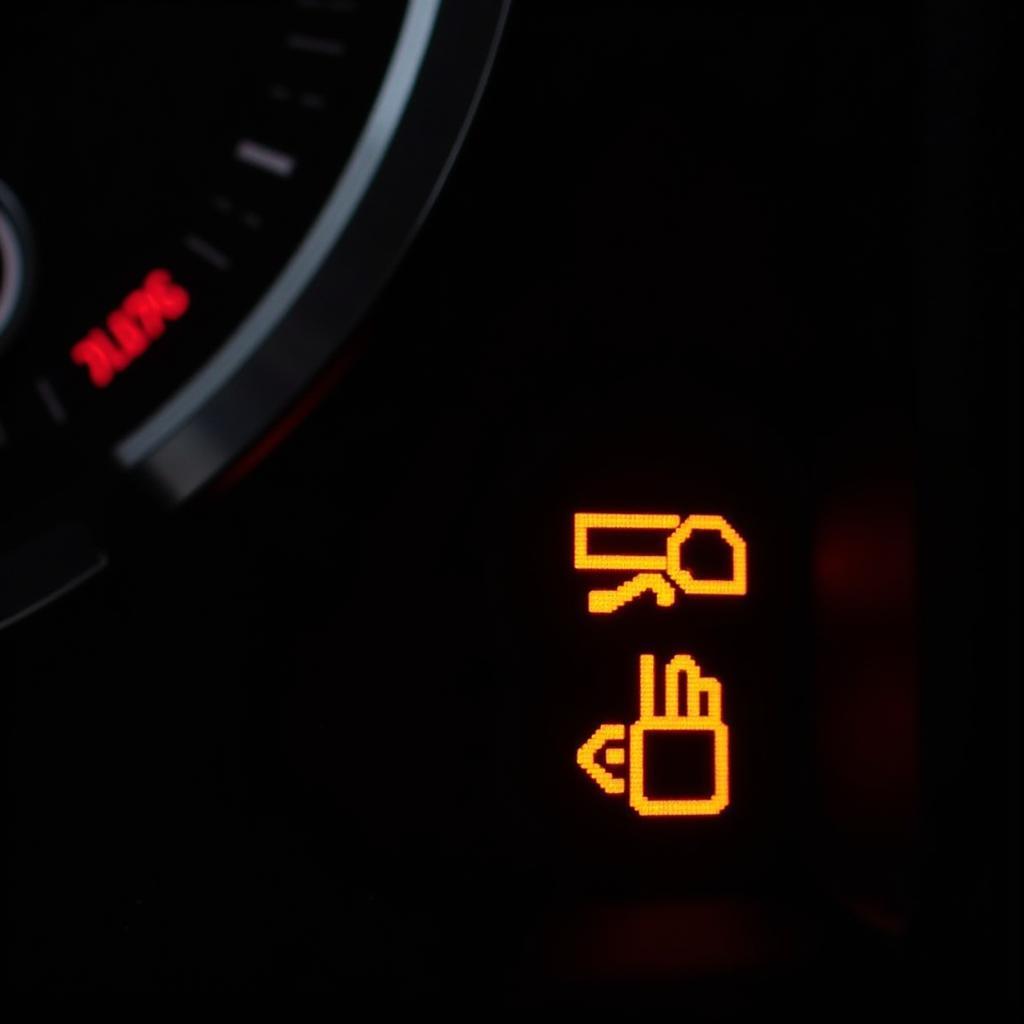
70, 269, 190, 388
577, 653, 730, 816
573, 512, 747, 613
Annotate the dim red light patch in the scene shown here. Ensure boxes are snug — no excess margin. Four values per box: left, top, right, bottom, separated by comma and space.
70, 269, 190, 388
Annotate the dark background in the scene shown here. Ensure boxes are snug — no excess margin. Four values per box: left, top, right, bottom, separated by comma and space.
3, 2, 1018, 1007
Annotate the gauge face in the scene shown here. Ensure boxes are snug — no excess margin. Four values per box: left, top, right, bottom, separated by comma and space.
3, 1, 394, 427
0, 0, 506, 524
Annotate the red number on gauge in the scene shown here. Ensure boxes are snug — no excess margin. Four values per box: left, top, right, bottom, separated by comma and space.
70, 269, 190, 388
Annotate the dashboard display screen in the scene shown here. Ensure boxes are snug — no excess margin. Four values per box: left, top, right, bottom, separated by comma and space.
1, 1, 1015, 1007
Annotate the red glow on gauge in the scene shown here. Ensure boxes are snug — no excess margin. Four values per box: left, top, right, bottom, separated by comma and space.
70, 269, 190, 388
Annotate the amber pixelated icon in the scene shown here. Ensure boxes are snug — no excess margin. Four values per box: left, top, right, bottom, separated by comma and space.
577, 653, 730, 816
573, 512, 747, 614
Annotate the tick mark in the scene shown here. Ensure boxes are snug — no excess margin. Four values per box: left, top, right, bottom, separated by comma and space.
183, 234, 232, 271
234, 139, 297, 179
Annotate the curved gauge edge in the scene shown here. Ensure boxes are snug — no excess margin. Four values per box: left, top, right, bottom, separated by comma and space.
114, 0, 507, 503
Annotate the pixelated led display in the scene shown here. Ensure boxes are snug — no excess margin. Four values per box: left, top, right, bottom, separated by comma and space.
573, 512, 747, 817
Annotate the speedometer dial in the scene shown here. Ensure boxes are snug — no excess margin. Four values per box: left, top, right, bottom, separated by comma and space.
0, 1, 506, 543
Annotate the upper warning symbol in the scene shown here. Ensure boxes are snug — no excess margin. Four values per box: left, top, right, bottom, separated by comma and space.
573, 512, 747, 614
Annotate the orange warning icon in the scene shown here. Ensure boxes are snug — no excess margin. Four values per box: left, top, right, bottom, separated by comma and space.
573, 513, 747, 613
577, 653, 730, 816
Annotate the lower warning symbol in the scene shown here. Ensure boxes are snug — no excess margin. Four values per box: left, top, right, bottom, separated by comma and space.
576, 653, 730, 817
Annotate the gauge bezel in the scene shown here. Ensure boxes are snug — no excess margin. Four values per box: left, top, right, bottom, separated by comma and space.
114, 0, 508, 504
0, 179, 34, 351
